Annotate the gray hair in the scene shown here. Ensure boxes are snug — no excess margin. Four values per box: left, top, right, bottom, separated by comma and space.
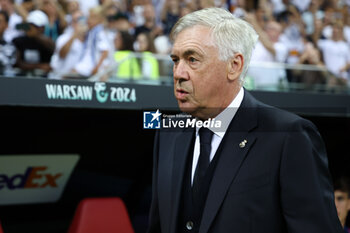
170, 7, 259, 81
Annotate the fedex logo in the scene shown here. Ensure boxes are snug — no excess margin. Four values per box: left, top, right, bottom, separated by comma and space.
0, 166, 62, 190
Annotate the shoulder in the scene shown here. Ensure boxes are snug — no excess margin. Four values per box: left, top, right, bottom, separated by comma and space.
317, 39, 329, 48
95, 29, 110, 45
12, 36, 25, 44
244, 90, 316, 132
55, 33, 72, 48
261, 104, 315, 133
12, 36, 31, 47
9, 13, 22, 25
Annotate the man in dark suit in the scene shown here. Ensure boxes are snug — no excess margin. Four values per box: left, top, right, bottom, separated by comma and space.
148, 7, 343, 233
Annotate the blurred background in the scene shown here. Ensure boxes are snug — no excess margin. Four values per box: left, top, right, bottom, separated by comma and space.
0, 0, 350, 232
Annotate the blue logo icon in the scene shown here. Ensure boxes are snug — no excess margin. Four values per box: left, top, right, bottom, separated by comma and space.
94, 82, 109, 103
143, 110, 161, 129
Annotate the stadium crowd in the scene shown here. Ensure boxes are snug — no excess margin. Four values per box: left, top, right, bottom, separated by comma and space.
0, 0, 350, 89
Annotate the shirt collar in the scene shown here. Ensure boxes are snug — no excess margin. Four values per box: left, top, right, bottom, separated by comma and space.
196, 87, 245, 138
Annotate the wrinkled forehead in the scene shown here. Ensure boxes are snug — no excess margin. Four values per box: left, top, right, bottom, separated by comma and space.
173, 25, 215, 45
171, 25, 218, 57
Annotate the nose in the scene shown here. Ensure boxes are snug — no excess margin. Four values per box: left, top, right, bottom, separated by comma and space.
173, 60, 189, 81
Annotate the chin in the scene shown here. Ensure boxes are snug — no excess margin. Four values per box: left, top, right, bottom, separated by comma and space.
179, 104, 209, 120
178, 101, 197, 115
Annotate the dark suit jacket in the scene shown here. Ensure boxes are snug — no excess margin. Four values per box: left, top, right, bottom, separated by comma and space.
148, 90, 343, 233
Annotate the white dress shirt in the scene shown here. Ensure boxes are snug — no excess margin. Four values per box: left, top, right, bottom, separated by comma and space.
191, 87, 245, 184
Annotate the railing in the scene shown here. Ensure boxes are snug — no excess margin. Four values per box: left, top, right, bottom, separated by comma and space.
1, 52, 349, 94
89, 52, 349, 94
88, 52, 173, 85
245, 61, 348, 93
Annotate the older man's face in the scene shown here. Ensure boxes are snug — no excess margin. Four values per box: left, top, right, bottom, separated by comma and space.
171, 25, 235, 119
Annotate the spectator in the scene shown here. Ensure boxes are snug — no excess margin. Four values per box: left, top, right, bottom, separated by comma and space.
77, 0, 99, 16
269, 0, 287, 16
254, 1, 274, 28
12, 10, 55, 77
154, 34, 172, 78
20, 0, 35, 14
108, 12, 132, 33
49, 9, 86, 79
318, 22, 350, 87
276, 6, 306, 84
113, 30, 141, 79
103, 1, 131, 48
57, 0, 68, 13
213, 0, 226, 8
246, 13, 288, 88
298, 38, 323, 66
105, 3, 119, 27
99, 0, 121, 13
179, 4, 193, 17
290, 0, 311, 13
334, 176, 350, 232
72, 6, 113, 78
344, 12, 350, 45
152, 0, 164, 26
320, 7, 340, 39
230, 0, 248, 18
129, 0, 149, 28
0, 10, 16, 75
65, 0, 80, 24
0, 0, 23, 42
154, 34, 170, 55
104, 3, 119, 50
134, 4, 162, 39
247, 14, 288, 63
160, 0, 180, 35
41, 0, 67, 41
198, 0, 215, 10
134, 31, 159, 80
293, 38, 327, 89
301, 0, 324, 37
278, 5, 305, 65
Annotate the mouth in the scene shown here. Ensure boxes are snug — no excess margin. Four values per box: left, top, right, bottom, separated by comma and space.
175, 88, 189, 100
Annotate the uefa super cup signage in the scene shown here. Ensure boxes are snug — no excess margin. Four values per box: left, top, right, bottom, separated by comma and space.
45, 82, 137, 104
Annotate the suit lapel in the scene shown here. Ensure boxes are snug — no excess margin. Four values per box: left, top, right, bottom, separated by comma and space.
199, 90, 259, 233
169, 127, 194, 233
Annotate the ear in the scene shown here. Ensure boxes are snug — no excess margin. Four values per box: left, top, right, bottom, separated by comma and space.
227, 53, 244, 81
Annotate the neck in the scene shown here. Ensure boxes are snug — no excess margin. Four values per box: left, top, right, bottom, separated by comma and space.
195, 86, 242, 120
341, 219, 346, 228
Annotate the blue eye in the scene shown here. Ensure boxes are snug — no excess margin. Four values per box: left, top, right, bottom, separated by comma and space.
189, 57, 197, 63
